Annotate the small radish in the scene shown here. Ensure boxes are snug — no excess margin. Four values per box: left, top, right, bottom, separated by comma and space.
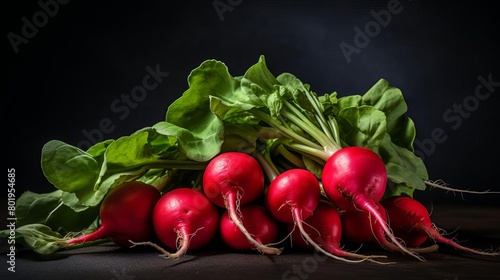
340, 202, 387, 246
321, 146, 425, 261
131, 187, 219, 259
65, 181, 161, 248
381, 195, 500, 256
340, 201, 438, 254
288, 200, 389, 263
203, 151, 281, 254
265, 168, 374, 263
220, 204, 279, 252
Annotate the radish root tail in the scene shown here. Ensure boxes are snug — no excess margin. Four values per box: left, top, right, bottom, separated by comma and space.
364, 203, 426, 262
292, 208, 392, 264
425, 180, 500, 196
130, 240, 186, 260
225, 193, 283, 255
425, 225, 500, 256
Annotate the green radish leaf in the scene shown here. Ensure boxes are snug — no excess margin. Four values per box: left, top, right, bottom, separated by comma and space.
219, 121, 261, 154
384, 181, 417, 198
86, 139, 114, 160
14, 224, 64, 255
104, 130, 160, 170
362, 78, 416, 152
377, 136, 429, 197
15, 190, 63, 227
277, 73, 319, 121
67, 130, 155, 207
242, 55, 279, 94
337, 105, 387, 150
336, 95, 363, 114
60, 192, 96, 213
41, 140, 100, 194
15, 190, 99, 234
238, 56, 283, 119
153, 120, 222, 162
41, 128, 189, 209
162, 59, 248, 161
78, 166, 150, 208
302, 155, 325, 179
318, 92, 339, 117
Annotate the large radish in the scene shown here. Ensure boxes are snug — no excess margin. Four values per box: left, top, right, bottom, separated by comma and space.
321, 146, 425, 261
65, 181, 161, 248
381, 195, 500, 256
202, 151, 282, 254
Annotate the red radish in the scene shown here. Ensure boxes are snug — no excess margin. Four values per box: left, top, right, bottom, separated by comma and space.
220, 204, 279, 251
340, 201, 438, 254
65, 181, 161, 247
340, 202, 387, 245
321, 146, 425, 261
381, 195, 500, 256
289, 200, 389, 263
202, 151, 281, 254
265, 168, 373, 263
131, 188, 219, 259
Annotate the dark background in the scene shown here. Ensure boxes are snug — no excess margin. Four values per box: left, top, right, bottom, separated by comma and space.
3, 0, 499, 206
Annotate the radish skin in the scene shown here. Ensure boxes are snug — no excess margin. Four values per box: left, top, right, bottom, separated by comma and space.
203, 152, 282, 255
65, 181, 161, 248
266, 168, 378, 263
381, 195, 500, 256
340, 202, 439, 254
132, 188, 219, 259
220, 204, 279, 251
289, 200, 390, 263
322, 146, 425, 261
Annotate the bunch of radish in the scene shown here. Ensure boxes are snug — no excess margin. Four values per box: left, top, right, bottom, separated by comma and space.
60, 148, 499, 263
14, 56, 499, 264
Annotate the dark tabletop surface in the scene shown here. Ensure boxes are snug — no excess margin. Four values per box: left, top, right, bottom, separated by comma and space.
2, 203, 499, 280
